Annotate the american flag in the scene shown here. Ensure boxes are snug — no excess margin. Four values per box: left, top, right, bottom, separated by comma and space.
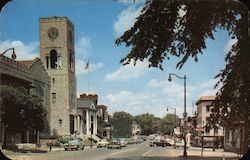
85, 61, 89, 70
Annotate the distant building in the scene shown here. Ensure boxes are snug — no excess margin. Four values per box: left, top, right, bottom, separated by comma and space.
97, 105, 111, 139
132, 122, 141, 135
194, 96, 224, 147
76, 93, 98, 137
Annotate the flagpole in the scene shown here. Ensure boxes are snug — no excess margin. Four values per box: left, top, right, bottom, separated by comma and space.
88, 60, 90, 93
84, 60, 90, 94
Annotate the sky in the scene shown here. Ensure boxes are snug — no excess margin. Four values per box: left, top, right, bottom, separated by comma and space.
0, 0, 235, 118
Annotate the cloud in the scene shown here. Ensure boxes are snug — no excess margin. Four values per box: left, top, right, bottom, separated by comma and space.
199, 78, 217, 89
104, 90, 159, 116
102, 89, 189, 118
224, 38, 237, 53
105, 61, 151, 81
0, 40, 39, 60
113, 5, 143, 37
102, 78, 221, 118
147, 79, 194, 98
75, 59, 103, 75
75, 36, 91, 58
197, 78, 222, 98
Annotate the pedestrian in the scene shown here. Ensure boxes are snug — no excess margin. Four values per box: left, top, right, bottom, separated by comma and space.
49, 140, 53, 151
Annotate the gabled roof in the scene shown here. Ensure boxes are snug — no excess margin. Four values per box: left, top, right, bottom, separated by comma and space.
17, 57, 41, 68
77, 99, 96, 110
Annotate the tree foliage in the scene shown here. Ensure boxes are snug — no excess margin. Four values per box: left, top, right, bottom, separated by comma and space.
0, 85, 48, 133
110, 111, 133, 138
116, 0, 248, 151
160, 114, 179, 134
134, 113, 157, 135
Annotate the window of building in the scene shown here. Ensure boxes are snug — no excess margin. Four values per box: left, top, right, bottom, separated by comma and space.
70, 115, 74, 134
57, 55, 62, 68
205, 128, 210, 134
59, 119, 62, 126
46, 56, 49, 68
206, 105, 210, 112
69, 51, 74, 71
103, 131, 106, 137
52, 78, 55, 85
71, 94, 73, 104
214, 127, 218, 135
52, 93, 56, 103
50, 50, 58, 69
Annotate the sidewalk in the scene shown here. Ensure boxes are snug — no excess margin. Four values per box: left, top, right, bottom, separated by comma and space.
177, 147, 241, 160
2, 144, 97, 156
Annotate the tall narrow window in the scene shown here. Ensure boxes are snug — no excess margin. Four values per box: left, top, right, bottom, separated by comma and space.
52, 78, 55, 84
46, 56, 49, 68
52, 93, 56, 103
59, 119, 62, 126
214, 127, 218, 135
50, 50, 57, 69
206, 105, 210, 112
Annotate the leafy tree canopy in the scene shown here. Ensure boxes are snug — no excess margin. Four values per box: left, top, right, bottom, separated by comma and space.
160, 114, 179, 134
110, 111, 133, 138
116, 0, 248, 152
0, 85, 48, 133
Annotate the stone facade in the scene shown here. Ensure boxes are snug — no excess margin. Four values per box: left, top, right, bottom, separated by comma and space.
39, 17, 77, 135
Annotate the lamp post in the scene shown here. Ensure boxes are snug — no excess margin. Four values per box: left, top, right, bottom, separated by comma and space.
168, 73, 187, 157
167, 106, 176, 149
1, 48, 16, 60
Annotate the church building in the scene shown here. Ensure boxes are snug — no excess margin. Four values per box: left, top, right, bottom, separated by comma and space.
39, 17, 77, 136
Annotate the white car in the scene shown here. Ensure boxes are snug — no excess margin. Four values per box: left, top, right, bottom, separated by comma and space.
119, 138, 128, 147
97, 139, 109, 148
175, 139, 185, 147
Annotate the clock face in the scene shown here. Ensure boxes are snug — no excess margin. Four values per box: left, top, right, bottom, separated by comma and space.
48, 27, 59, 41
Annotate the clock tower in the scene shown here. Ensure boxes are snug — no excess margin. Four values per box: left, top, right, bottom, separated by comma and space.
39, 17, 76, 135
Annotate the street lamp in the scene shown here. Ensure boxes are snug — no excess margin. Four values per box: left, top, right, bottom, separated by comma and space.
167, 107, 176, 149
1, 48, 16, 60
168, 73, 187, 157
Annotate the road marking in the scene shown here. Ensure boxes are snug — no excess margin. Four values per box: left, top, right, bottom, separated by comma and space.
109, 148, 137, 155
142, 149, 152, 156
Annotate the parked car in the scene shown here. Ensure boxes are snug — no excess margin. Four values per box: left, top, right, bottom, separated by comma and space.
64, 137, 84, 151
118, 138, 127, 147
127, 138, 136, 144
150, 140, 171, 147
97, 139, 109, 148
175, 139, 185, 147
107, 141, 121, 149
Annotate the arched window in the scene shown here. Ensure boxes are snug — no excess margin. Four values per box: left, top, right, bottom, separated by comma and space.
50, 50, 57, 69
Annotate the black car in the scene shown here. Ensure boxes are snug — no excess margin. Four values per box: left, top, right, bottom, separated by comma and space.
150, 140, 171, 147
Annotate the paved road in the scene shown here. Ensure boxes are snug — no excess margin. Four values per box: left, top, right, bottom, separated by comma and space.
5, 141, 179, 160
